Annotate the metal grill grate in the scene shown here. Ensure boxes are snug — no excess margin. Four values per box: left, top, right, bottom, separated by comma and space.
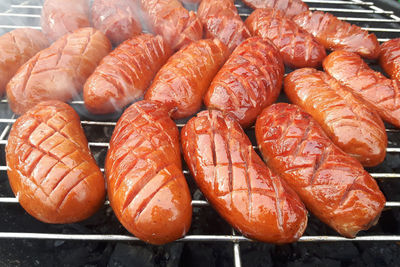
1, 0, 400, 266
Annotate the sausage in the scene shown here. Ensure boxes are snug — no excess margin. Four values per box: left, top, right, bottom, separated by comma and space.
138, 0, 202, 51
197, 0, 250, 52
242, 0, 308, 18
245, 8, 326, 68
293, 11, 380, 60
255, 103, 386, 238
6, 101, 105, 223
91, 0, 142, 46
0, 28, 48, 96
204, 37, 284, 128
323, 50, 400, 128
284, 68, 387, 167
41, 0, 90, 42
84, 34, 172, 114
181, 109, 307, 243
105, 100, 192, 245
144, 39, 229, 119
379, 38, 400, 82
7, 27, 111, 115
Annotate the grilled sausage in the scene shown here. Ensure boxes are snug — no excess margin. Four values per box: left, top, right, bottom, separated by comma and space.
245, 8, 326, 68
7, 28, 111, 115
0, 28, 48, 95
197, 0, 250, 52
204, 37, 284, 128
138, 0, 202, 51
380, 38, 400, 82
255, 103, 386, 238
284, 68, 387, 167
181, 110, 307, 243
293, 11, 380, 60
84, 34, 171, 114
41, 0, 90, 42
105, 100, 192, 245
91, 0, 142, 46
323, 50, 400, 128
242, 0, 309, 18
145, 39, 229, 119
6, 101, 105, 223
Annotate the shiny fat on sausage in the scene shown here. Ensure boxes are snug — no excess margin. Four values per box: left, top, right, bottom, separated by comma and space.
242, 0, 309, 18
379, 38, 400, 83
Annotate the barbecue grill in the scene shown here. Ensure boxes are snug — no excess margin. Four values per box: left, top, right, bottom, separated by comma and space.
1, 0, 400, 266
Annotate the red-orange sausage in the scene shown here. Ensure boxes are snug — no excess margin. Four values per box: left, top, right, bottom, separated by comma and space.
245, 8, 326, 68
204, 37, 284, 128
105, 100, 192, 245
242, 0, 309, 18
255, 103, 386, 238
380, 38, 400, 82
181, 110, 307, 243
6, 101, 105, 223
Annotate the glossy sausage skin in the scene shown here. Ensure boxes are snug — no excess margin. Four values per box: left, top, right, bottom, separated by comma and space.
181, 110, 307, 243
138, 0, 202, 51
242, 0, 308, 18
205, 37, 284, 128
91, 0, 142, 46
105, 100, 192, 245
285, 68, 387, 167
293, 11, 380, 60
0, 28, 48, 95
197, 0, 250, 52
255, 103, 386, 238
145, 39, 229, 119
7, 28, 111, 115
84, 34, 171, 114
6, 101, 105, 223
323, 50, 400, 128
41, 0, 90, 42
380, 38, 400, 82
245, 8, 326, 68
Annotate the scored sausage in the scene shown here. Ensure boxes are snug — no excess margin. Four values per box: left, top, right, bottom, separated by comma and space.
84, 34, 172, 114
145, 39, 229, 119
242, 0, 309, 18
181, 110, 307, 243
284, 68, 387, 167
380, 38, 400, 82
204, 37, 284, 128
0, 28, 48, 95
6, 101, 105, 223
323, 50, 400, 128
7, 27, 111, 115
105, 100, 192, 245
255, 103, 386, 238
293, 11, 380, 60
245, 8, 326, 68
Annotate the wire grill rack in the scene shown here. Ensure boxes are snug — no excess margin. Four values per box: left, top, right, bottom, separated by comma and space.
1, 0, 400, 266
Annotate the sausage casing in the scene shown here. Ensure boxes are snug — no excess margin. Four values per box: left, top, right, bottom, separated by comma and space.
84, 34, 171, 114
105, 100, 192, 245
204, 37, 284, 128
181, 110, 307, 243
255, 103, 386, 238
242, 0, 309, 18
380, 38, 400, 82
6, 101, 105, 223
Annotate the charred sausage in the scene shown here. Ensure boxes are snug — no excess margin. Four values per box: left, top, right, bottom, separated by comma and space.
380, 38, 400, 82
181, 109, 307, 243
242, 0, 309, 18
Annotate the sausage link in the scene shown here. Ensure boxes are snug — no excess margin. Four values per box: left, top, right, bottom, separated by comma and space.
6, 101, 105, 223
205, 37, 284, 128
7, 27, 111, 115
245, 8, 326, 68
285, 68, 387, 167
242, 0, 309, 18
145, 39, 229, 119
380, 38, 400, 82
106, 100, 192, 245
84, 34, 171, 114
255, 103, 386, 238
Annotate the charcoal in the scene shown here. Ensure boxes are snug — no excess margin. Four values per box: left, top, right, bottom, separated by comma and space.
320, 243, 359, 261
287, 257, 341, 267
108, 243, 155, 267
180, 243, 233, 267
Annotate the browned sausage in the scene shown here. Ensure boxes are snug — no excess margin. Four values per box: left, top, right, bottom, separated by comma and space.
84, 34, 171, 114
284, 68, 387, 167
6, 101, 105, 223
144, 39, 229, 119
242, 0, 309, 18
380, 38, 400, 82
7, 27, 111, 115
181, 109, 307, 243
204, 37, 284, 128
105, 100, 192, 245
0, 28, 48, 95
255, 103, 386, 238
